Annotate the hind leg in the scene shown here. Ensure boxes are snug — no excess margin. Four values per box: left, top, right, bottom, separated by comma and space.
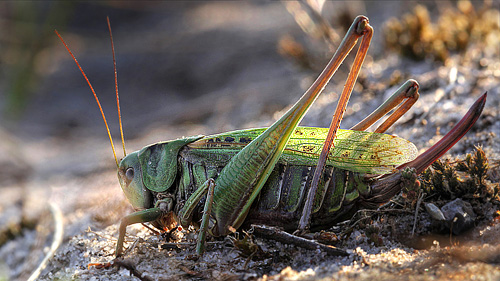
351, 79, 420, 133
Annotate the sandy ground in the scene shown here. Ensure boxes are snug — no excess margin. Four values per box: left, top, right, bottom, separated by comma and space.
0, 2, 499, 280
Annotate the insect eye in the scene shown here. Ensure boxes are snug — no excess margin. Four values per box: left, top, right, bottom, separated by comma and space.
125, 167, 134, 180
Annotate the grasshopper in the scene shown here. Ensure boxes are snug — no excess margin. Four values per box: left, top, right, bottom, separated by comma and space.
56, 16, 485, 259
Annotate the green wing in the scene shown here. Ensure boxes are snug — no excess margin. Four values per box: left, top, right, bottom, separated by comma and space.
187, 126, 417, 174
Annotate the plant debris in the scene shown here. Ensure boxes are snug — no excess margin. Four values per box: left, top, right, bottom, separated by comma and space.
383, 0, 500, 62
421, 147, 499, 204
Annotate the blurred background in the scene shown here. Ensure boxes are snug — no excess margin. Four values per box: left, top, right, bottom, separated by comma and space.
0, 1, 498, 280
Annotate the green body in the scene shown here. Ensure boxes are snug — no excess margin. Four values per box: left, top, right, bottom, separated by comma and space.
124, 126, 416, 233
175, 126, 417, 231
114, 17, 411, 256
112, 15, 485, 257
57, 14, 486, 260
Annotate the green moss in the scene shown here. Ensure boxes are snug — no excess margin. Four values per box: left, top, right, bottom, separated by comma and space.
383, 1, 500, 62
421, 147, 499, 201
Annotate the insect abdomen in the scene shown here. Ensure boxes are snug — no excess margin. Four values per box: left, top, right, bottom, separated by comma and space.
177, 149, 371, 232
245, 164, 370, 231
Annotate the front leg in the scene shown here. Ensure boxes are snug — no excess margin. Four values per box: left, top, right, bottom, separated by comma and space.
116, 208, 163, 257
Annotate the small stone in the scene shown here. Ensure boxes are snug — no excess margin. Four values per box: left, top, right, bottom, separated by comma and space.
441, 198, 476, 235
425, 203, 446, 221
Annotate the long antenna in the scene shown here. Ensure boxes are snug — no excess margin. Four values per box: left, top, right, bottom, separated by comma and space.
107, 17, 126, 157
55, 30, 119, 167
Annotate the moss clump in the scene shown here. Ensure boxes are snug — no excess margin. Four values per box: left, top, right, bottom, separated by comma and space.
420, 146, 499, 204
383, 1, 500, 62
